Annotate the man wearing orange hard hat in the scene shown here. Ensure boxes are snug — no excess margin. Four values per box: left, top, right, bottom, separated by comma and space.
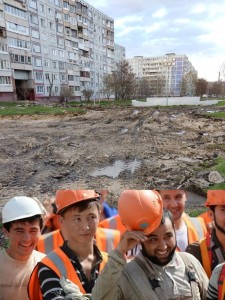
92, 190, 208, 300
187, 190, 225, 280
28, 190, 108, 300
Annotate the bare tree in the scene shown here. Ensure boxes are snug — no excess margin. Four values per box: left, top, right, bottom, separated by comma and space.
195, 78, 208, 96
112, 60, 137, 100
101, 74, 115, 101
59, 85, 74, 103
82, 89, 94, 102
48, 74, 54, 97
180, 71, 197, 96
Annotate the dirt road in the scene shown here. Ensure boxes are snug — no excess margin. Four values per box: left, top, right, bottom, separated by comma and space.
1, 104, 225, 208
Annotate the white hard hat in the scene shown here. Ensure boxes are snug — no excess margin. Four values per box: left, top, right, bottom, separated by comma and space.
2, 196, 47, 224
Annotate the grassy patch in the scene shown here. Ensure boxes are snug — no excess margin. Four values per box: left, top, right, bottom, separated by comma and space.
0, 102, 85, 116
205, 111, 225, 119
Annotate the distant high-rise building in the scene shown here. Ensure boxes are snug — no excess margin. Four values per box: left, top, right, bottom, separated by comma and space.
127, 53, 197, 96
114, 43, 125, 63
0, 0, 124, 101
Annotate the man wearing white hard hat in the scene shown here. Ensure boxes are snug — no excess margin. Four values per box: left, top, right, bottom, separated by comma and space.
0, 196, 46, 300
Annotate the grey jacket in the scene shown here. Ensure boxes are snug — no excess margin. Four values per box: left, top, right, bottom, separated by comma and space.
92, 250, 209, 300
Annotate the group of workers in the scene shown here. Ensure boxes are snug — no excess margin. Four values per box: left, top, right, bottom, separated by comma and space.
0, 189, 225, 300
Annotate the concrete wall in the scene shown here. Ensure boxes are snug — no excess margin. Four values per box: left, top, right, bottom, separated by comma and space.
132, 97, 218, 107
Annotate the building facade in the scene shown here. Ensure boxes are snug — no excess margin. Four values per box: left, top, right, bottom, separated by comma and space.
114, 43, 125, 63
0, 0, 117, 101
127, 53, 197, 96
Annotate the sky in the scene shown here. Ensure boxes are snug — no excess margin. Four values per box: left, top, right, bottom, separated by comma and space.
87, 0, 225, 81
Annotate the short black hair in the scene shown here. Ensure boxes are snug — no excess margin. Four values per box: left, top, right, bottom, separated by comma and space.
3, 214, 43, 232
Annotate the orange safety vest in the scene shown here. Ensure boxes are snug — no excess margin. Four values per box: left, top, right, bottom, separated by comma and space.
98, 214, 126, 234
37, 229, 64, 253
28, 247, 108, 300
198, 211, 213, 232
37, 228, 120, 254
199, 232, 212, 278
182, 213, 207, 243
218, 263, 225, 300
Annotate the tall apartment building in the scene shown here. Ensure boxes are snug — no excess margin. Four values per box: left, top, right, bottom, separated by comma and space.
127, 53, 197, 96
114, 43, 125, 63
0, 0, 116, 101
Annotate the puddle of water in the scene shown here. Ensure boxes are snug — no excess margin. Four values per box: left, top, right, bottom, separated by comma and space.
206, 110, 219, 113
90, 159, 142, 178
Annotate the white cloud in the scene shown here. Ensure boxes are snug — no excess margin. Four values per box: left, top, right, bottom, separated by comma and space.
152, 7, 167, 18
86, 0, 225, 80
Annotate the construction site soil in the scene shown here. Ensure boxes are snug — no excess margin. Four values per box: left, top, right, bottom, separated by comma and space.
1, 104, 225, 210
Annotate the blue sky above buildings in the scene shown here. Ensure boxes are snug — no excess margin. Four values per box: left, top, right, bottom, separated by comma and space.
87, 0, 225, 81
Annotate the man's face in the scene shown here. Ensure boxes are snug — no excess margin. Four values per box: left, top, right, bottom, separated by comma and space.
142, 217, 176, 266
4, 220, 41, 261
60, 204, 100, 245
212, 205, 225, 234
159, 190, 186, 222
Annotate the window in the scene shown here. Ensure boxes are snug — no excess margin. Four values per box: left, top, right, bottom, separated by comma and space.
4, 4, 27, 19
46, 86, 51, 93
56, 24, 63, 33
30, 14, 38, 24
0, 60, 10, 69
52, 61, 57, 68
34, 58, 42, 66
39, 4, 45, 12
0, 76, 11, 85
36, 85, 44, 93
40, 18, 46, 27
52, 49, 57, 56
42, 33, 47, 41
0, 43, 8, 52
44, 59, 49, 67
58, 50, 64, 57
29, 0, 37, 9
59, 62, 65, 69
33, 44, 41, 52
57, 37, 64, 46
49, 22, 54, 30
31, 29, 39, 38
60, 74, 66, 81
7, 22, 29, 35
45, 73, 50, 79
64, 14, 69, 21
53, 74, 58, 80
63, 2, 69, 9
48, 8, 54, 16
55, 0, 60, 6
68, 75, 74, 81
42, 45, 47, 53
75, 86, 80, 91
10, 53, 31, 64
50, 35, 55, 43
55, 86, 59, 93
35, 72, 43, 80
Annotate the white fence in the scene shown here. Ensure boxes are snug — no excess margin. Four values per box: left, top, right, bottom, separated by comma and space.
132, 97, 218, 107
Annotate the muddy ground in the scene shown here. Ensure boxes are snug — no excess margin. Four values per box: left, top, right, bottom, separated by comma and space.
1, 104, 225, 210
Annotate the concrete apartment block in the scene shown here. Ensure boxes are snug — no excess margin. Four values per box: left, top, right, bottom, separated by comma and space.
127, 53, 197, 97
0, 0, 125, 101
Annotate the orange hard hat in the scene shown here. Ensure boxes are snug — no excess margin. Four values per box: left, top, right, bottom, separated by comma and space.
118, 190, 163, 235
55, 190, 100, 214
205, 190, 225, 206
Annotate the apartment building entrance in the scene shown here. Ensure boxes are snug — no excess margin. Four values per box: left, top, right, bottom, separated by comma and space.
14, 70, 35, 101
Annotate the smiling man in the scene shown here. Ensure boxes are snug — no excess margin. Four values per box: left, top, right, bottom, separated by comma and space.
0, 196, 46, 300
159, 190, 207, 251
92, 208, 209, 300
28, 190, 108, 300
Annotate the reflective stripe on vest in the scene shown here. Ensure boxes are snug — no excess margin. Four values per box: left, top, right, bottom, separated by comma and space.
37, 229, 64, 254
183, 214, 206, 243
98, 215, 126, 233
96, 228, 120, 253
199, 233, 212, 278
218, 264, 225, 300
